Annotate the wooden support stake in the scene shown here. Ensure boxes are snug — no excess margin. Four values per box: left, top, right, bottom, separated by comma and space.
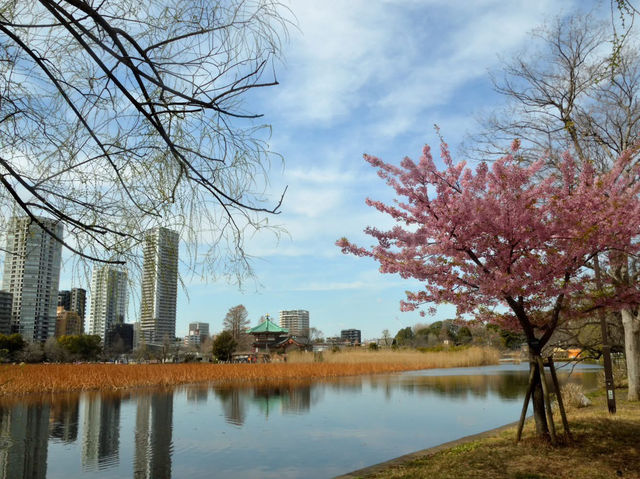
516, 362, 537, 443
536, 355, 557, 446
547, 357, 572, 441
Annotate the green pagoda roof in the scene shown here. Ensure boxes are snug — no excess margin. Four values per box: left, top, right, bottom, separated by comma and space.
248, 319, 288, 334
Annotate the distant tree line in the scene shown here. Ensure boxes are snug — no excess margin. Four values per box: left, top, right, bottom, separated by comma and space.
392, 320, 525, 350
0, 333, 102, 362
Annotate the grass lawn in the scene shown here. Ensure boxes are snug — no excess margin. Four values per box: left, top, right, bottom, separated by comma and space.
341, 390, 640, 479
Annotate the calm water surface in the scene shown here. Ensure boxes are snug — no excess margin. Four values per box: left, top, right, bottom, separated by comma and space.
0, 363, 601, 478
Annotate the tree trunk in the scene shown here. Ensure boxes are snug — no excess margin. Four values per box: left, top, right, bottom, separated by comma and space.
529, 358, 550, 438
621, 308, 640, 401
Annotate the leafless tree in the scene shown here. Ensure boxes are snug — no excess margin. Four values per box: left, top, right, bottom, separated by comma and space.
470, 10, 640, 400
223, 304, 250, 341
470, 13, 640, 171
0, 0, 290, 282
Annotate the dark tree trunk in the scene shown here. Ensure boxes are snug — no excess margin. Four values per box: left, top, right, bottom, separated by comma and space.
530, 355, 550, 438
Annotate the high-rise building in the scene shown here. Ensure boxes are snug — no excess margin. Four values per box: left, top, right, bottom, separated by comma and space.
88, 266, 128, 344
185, 322, 209, 347
279, 310, 309, 337
58, 288, 86, 323
140, 227, 179, 347
1, 216, 63, 341
341, 329, 362, 345
0, 290, 12, 335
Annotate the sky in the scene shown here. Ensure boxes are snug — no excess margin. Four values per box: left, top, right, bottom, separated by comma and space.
57, 0, 602, 340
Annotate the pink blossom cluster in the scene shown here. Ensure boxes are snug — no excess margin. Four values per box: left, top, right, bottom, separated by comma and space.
337, 141, 640, 345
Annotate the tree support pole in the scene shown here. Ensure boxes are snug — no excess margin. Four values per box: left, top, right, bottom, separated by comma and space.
516, 362, 537, 443
594, 254, 616, 414
547, 357, 572, 441
536, 355, 557, 446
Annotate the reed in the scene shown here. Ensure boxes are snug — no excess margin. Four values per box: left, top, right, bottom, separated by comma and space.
0, 347, 498, 396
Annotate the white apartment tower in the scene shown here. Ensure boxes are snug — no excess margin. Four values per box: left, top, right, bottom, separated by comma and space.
279, 310, 310, 337
1, 216, 63, 341
140, 227, 179, 347
88, 266, 128, 342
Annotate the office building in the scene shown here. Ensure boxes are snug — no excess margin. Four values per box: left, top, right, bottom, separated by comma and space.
106, 323, 134, 352
55, 306, 84, 337
185, 322, 209, 347
88, 265, 128, 344
58, 288, 87, 323
0, 290, 12, 335
140, 227, 179, 347
1, 216, 62, 341
279, 310, 309, 337
341, 329, 362, 345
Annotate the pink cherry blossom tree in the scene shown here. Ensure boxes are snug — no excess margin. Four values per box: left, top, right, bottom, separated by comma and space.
337, 140, 640, 440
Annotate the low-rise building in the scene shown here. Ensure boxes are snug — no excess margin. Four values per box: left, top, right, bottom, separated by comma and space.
248, 318, 289, 352
55, 306, 83, 337
185, 322, 209, 347
341, 329, 361, 346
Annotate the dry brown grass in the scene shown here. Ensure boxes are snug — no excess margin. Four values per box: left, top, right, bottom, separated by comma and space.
0, 347, 498, 396
346, 390, 640, 479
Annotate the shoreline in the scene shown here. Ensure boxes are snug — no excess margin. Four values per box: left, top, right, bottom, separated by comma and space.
333, 389, 640, 479
334, 420, 521, 479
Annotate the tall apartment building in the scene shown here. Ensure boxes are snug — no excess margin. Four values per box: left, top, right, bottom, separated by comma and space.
279, 310, 309, 337
140, 227, 179, 347
58, 288, 87, 323
185, 322, 209, 347
1, 216, 63, 341
341, 329, 362, 345
88, 266, 128, 344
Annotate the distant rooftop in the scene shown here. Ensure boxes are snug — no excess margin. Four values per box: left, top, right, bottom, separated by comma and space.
248, 319, 288, 334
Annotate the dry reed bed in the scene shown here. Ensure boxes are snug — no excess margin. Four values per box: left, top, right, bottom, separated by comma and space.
0, 347, 498, 396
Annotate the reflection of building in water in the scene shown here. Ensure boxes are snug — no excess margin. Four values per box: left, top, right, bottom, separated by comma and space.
216, 388, 246, 426
250, 384, 312, 417
49, 394, 79, 443
134, 392, 174, 479
186, 387, 208, 403
0, 402, 49, 479
281, 385, 311, 414
82, 394, 121, 470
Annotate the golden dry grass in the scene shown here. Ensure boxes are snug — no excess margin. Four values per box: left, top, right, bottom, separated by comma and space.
0, 347, 498, 396
348, 390, 640, 479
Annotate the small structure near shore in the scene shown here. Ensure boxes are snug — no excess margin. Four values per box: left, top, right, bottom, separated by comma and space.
247, 318, 312, 354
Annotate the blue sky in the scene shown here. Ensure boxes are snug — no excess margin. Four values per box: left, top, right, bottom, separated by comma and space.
60, 0, 598, 340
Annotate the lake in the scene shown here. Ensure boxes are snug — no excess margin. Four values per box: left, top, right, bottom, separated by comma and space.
0, 363, 601, 478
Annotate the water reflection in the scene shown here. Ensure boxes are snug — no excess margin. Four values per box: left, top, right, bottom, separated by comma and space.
134, 392, 173, 479
0, 364, 601, 479
49, 393, 79, 443
0, 401, 49, 479
215, 383, 313, 426
82, 393, 121, 470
